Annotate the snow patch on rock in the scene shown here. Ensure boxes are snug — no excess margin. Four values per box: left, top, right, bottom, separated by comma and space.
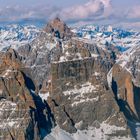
107, 68, 113, 88
39, 92, 49, 101
63, 82, 98, 96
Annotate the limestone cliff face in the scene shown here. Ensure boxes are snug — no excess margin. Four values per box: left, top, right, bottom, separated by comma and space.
0, 49, 54, 140
110, 44, 140, 124
46, 57, 132, 138
111, 64, 140, 121
0, 49, 34, 140
17, 28, 115, 93
0, 49, 34, 106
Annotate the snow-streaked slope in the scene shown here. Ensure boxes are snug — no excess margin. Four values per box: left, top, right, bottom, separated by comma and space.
0, 24, 139, 55
73, 25, 140, 53
116, 44, 140, 88
74, 24, 140, 85
45, 124, 133, 140
0, 99, 18, 129
0, 24, 40, 51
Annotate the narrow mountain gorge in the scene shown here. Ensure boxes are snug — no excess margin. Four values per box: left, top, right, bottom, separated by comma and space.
0, 18, 140, 140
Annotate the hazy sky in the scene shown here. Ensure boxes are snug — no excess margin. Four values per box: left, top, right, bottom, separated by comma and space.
0, 0, 140, 28
0, 0, 139, 7
0, 0, 87, 7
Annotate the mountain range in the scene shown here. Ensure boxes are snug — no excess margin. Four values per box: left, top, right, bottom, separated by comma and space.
0, 18, 140, 140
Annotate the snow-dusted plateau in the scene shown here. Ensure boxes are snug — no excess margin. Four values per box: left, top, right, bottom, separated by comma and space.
0, 18, 140, 140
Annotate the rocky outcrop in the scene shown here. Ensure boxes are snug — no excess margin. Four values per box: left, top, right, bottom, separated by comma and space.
111, 64, 140, 122
0, 49, 34, 139
0, 49, 54, 140
46, 56, 132, 138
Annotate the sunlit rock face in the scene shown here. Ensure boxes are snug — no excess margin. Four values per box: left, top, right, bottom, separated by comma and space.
0, 49, 34, 140
111, 63, 140, 122
0, 49, 54, 140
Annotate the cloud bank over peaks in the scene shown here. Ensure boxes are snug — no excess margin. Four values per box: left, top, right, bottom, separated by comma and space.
0, 0, 112, 23
57, 0, 112, 21
0, 0, 140, 29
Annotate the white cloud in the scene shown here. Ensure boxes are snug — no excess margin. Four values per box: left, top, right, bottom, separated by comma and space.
0, 0, 113, 22
0, 0, 140, 29
58, 0, 112, 21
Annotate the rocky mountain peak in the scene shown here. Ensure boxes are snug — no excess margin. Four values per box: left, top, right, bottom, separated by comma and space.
50, 17, 63, 24
44, 17, 74, 39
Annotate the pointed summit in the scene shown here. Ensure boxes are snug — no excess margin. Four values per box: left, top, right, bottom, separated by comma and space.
44, 17, 74, 39
51, 17, 62, 23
